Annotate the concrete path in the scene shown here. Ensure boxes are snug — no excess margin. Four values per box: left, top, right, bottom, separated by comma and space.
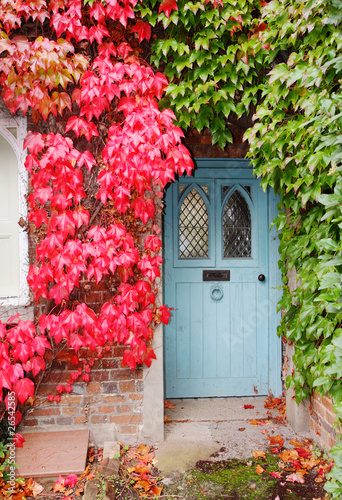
155, 397, 311, 475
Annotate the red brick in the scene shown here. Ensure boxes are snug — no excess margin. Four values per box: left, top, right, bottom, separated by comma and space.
98, 406, 115, 413
112, 347, 126, 357
74, 416, 88, 425
56, 417, 73, 425
117, 404, 132, 413
37, 418, 56, 425
91, 415, 108, 424
129, 414, 142, 424
102, 395, 126, 404
83, 396, 98, 404
326, 410, 336, 426
22, 418, 38, 426
60, 395, 82, 405
30, 407, 60, 417
110, 415, 131, 424
129, 394, 143, 401
86, 382, 101, 394
322, 396, 334, 413
61, 407, 78, 416
88, 371, 110, 382
102, 382, 118, 394
327, 434, 338, 449
110, 370, 135, 381
119, 381, 135, 392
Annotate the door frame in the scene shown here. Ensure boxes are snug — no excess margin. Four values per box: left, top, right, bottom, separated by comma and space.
164, 158, 282, 395
141, 158, 282, 442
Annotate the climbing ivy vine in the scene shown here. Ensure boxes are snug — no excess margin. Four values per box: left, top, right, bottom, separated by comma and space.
137, 0, 270, 147
244, 0, 342, 496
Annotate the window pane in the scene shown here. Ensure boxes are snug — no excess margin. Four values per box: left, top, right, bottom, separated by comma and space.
179, 188, 209, 259
223, 191, 251, 258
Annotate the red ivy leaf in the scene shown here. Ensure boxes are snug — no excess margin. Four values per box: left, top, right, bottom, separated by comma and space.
14, 378, 35, 404
158, 0, 178, 18
131, 21, 151, 43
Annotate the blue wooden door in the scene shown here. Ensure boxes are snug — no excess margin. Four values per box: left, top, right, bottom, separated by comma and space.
164, 161, 277, 398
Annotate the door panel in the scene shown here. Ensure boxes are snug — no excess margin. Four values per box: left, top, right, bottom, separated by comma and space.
164, 164, 271, 398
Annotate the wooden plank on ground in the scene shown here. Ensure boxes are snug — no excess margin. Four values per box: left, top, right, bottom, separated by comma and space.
16, 429, 89, 478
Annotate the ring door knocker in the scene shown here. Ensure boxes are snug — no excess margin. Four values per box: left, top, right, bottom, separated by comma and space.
210, 283, 224, 302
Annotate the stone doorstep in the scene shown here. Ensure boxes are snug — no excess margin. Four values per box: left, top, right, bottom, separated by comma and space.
15, 429, 89, 478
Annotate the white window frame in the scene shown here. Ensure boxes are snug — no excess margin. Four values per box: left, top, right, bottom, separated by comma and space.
0, 106, 30, 306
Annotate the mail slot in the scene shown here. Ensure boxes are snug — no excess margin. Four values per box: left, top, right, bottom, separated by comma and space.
203, 270, 230, 281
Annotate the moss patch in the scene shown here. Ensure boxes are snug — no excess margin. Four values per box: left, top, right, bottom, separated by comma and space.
162, 454, 326, 500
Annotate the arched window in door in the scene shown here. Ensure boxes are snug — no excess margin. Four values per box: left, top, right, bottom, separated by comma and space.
178, 187, 209, 259
222, 190, 251, 258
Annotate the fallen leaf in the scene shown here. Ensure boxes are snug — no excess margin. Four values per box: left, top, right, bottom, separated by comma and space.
289, 439, 304, 447
249, 419, 259, 426
286, 472, 305, 483
241, 404, 254, 409
255, 465, 265, 475
53, 475, 66, 493
22, 479, 44, 497
150, 485, 163, 496
249, 419, 270, 426
295, 447, 311, 458
64, 474, 78, 487
278, 449, 299, 463
164, 400, 176, 409
315, 477, 324, 483
253, 450, 266, 460
269, 471, 282, 478
164, 415, 171, 423
300, 457, 320, 470
238, 427, 246, 431
137, 444, 150, 455
134, 479, 151, 492
268, 435, 284, 448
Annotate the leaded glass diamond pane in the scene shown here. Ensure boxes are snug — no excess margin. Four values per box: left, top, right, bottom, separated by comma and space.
223, 191, 251, 258
179, 188, 209, 259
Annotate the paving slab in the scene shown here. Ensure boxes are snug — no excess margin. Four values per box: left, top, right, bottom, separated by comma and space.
156, 397, 311, 475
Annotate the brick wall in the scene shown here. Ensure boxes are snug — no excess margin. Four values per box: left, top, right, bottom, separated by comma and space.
310, 393, 339, 451
21, 346, 143, 445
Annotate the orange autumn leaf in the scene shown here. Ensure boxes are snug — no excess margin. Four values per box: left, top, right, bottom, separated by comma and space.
164, 415, 171, 423
135, 463, 152, 475
253, 450, 266, 460
279, 449, 299, 463
289, 439, 304, 447
268, 435, 284, 448
255, 464, 265, 475
249, 419, 270, 426
164, 400, 176, 409
150, 485, 163, 496
137, 444, 151, 456
22, 479, 44, 497
134, 479, 152, 492
301, 457, 321, 470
